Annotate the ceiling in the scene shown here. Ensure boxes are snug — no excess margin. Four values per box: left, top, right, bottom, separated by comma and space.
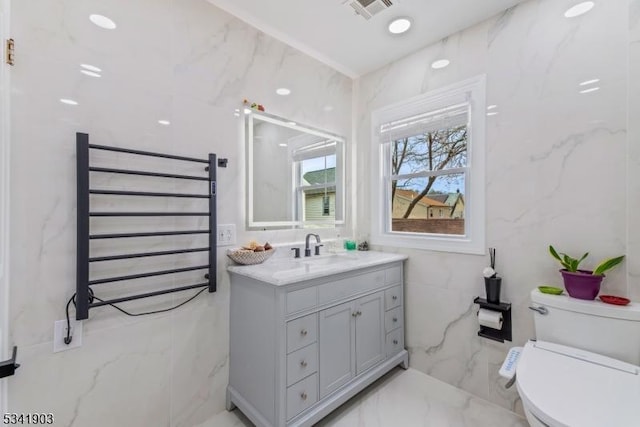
207, 0, 528, 77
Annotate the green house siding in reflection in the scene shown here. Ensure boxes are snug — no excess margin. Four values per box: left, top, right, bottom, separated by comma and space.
304, 193, 336, 221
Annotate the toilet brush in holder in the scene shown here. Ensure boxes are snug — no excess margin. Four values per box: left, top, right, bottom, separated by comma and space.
483, 248, 502, 304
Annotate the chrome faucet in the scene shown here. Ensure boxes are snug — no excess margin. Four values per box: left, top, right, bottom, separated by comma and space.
304, 233, 321, 257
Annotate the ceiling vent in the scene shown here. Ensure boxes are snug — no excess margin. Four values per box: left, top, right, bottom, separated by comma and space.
348, 0, 393, 20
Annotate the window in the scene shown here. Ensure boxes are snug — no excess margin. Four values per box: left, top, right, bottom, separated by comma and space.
370, 76, 486, 254
322, 195, 330, 216
294, 139, 341, 227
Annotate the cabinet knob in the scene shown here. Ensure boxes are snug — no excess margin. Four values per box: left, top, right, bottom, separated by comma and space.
352, 311, 358, 317
300, 329, 308, 336
393, 317, 398, 322
393, 339, 398, 345
300, 360, 307, 368
392, 295, 398, 301
300, 392, 307, 401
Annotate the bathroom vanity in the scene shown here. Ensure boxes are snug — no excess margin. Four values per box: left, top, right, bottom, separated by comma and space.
226, 251, 409, 427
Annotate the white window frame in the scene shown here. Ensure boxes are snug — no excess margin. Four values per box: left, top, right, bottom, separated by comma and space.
370, 75, 486, 255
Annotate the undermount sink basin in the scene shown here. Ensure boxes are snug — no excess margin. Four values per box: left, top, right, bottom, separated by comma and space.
302, 253, 359, 266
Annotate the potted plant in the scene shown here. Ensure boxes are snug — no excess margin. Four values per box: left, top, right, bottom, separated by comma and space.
549, 245, 625, 300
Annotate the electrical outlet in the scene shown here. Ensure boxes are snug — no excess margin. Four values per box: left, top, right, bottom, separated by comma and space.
217, 224, 237, 246
53, 319, 83, 353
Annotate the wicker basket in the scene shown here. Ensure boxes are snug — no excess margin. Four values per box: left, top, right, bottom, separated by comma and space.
227, 248, 276, 265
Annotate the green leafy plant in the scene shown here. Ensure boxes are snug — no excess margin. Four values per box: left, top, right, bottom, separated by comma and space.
549, 245, 625, 276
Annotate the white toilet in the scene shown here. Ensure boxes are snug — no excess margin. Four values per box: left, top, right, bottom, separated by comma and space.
516, 289, 640, 427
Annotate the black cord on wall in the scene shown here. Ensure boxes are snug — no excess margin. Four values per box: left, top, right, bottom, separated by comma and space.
63, 286, 207, 345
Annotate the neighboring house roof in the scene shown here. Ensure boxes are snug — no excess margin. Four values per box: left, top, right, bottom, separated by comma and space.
426, 192, 464, 207
445, 193, 461, 206
303, 167, 336, 185
426, 194, 448, 204
395, 189, 448, 208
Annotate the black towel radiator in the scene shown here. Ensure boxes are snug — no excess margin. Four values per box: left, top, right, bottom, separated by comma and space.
76, 132, 223, 320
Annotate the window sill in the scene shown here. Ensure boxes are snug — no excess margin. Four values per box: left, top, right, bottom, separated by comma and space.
370, 233, 485, 255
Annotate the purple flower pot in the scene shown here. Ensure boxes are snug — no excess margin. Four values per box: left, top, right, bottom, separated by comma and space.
560, 269, 604, 300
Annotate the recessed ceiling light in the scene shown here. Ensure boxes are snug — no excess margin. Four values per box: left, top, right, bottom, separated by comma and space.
564, 2, 595, 18
158, 120, 170, 125
287, 121, 297, 126
276, 88, 291, 96
388, 18, 412, 35
60, 98, 78, 105
80, 70, 101, 78
487, 105, 498, 110
579, 78, 600, 86
278, 143, 287, 147
487, 112, 498, 116
579, 87, 600, 94
89, 14, 117, 30
80, 64, 102, 73
431, 59, 450, 69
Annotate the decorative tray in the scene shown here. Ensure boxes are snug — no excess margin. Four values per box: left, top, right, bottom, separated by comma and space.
599, 295, 630, 306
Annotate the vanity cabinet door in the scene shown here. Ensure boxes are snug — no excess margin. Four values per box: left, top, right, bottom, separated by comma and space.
355, 291, 385, 374
319, 300, 356, 398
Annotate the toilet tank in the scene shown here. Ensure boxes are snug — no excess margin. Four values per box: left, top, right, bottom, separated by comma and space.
530, 289, 640, 365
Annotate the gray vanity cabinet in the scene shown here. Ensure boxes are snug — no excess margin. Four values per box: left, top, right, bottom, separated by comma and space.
319, 301, 354, 397
227, 260, 409, 427
318, 291, 385, 398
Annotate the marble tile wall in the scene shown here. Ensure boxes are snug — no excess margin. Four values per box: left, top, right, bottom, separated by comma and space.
355, 0, 629, 412
7, 0, 351, 425
629, 0, 640, 301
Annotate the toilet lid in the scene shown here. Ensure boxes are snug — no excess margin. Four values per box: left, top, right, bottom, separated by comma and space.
516, 340, 640, 427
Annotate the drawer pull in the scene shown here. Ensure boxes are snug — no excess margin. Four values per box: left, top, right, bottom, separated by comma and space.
300, 360, 307, 368
300, 392, 307, 401
351, 310, 362, 317
300, 329, 308, 336
393, 317, 398, 322
392, 295, 398, 301
393, 339, 398, 345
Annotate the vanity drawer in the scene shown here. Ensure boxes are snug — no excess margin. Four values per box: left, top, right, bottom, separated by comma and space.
386, 328, 404, 357
318, 270, 385, 305
384, 286, 402, 310
286, 373, 318, 421
286, 343, 318, 387
384, 306, 403, 333
385, 265, 402, 285
287, 286, 317, 314
287, 313, 318, 354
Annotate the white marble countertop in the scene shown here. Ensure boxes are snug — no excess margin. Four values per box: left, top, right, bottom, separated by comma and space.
227, 250, 408, 286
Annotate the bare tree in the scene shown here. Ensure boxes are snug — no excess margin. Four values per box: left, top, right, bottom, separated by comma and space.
391, 126, 467, 219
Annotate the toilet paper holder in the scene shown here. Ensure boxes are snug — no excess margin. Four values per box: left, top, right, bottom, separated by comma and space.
473, 297, 512, 343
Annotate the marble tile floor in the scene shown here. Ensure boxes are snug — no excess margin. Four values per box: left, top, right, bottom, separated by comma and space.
197, 368, 528, 427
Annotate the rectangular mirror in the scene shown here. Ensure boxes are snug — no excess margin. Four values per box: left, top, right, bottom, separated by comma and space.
246, 111, 345, 229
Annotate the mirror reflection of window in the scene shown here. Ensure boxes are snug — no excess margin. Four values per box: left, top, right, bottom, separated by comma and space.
293, 138, 337, 224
